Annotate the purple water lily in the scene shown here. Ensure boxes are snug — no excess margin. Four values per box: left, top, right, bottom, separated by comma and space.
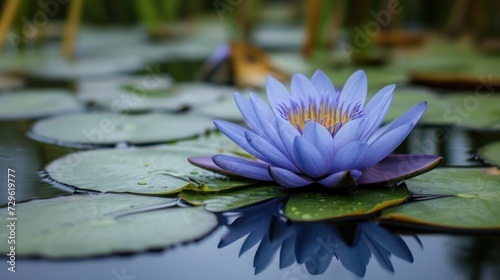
189, 70, 442, 189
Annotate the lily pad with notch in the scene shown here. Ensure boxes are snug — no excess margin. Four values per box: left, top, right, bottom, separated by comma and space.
0, 193, 217, 258
43, 144, 254, 195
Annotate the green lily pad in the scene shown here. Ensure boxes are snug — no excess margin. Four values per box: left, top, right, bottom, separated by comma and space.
0, 90, 83, 120
28, 57, 144, 80
380, 168, 500, 230
0, 193, 217, 258
28, 112, 214, 147
377, 88, 447, 124
479, 141, 500, 167
180, 184, 285, 212
284, 186, 410, 222
79, 82, 233, 113
44, 144, 253, 195
440, 93, 500, 130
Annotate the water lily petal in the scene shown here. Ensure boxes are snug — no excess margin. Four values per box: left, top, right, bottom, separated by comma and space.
266, 76, 291, 116
234, 92, 264, 135
369, 102, 427, 143
360, 85, 395, 140
269, 166, 313, 188
363, 84, 395, 114
339, 70, 367, 106
358, 154, 443, 185
214, 120, 267, 161
276, 117, 300, 162
317, 170, 362, 188
245, 130, 300, 172
303, 122, 335, 163
330, 141, 368, 173
333, 118, 368, 151
357, 123, 413, 170
249, 94, 288, 155
293, 136, 328, 178
360, 223, 413, 262
291, 73, 318, 104
188, 156, 239, 177
311, 70, 336, 98
212, 155, 272, 181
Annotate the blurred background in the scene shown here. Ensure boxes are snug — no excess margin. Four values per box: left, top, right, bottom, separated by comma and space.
0, 0, 499, 90
1, 1, 500, 280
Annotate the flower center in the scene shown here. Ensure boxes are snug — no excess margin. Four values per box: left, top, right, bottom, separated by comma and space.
278, 97, 364, 136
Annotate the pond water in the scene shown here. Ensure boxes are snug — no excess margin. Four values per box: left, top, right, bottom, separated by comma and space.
1, 113, 499, 280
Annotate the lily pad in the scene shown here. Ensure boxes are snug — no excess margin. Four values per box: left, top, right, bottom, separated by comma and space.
380, 168, 500, 230
180, 184, 285, 212
43, 144, 253, 195
440, 93, 500, 130
0, 90, 83, 120
479, 141, 500, 167
79, 82, 233, 113
28, 57, 144, 80
28, 112, 214, 147
0, 193, 217, 258
284, 186, 410, 222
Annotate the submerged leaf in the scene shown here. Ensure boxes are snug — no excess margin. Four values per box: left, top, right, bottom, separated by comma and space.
0, 193, 217, 258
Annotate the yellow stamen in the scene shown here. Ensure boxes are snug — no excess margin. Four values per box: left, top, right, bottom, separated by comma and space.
288, 103, 350, 134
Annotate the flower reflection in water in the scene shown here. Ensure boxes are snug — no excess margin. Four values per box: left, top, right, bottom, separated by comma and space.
217, 198, 416, 277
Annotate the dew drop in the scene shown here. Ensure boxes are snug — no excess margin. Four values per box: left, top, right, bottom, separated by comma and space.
137, 181, 147, 185
302, 214, 312, 219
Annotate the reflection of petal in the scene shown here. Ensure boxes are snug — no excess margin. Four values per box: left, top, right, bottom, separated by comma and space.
361, 223, 413, 262
279, 235, 296, 269
240, 228, 267, 256
255, 218, 296, 273
218, 198, 416, 277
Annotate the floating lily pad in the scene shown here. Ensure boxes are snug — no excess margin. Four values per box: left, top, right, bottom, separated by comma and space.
180, 184, 285, 212
0, 90, 83, 120
0, 193, 217, 258
379, 88, 447, 124
44, 144, 253, 195
380, 168, 500, 230
79, 82, 233, 113
440, 93, 500, 130
28, 112, 214, 147
284, 186, 410, 222
479, 141, 500, 167
28, 57, 144, 80
0, 51, 59, 72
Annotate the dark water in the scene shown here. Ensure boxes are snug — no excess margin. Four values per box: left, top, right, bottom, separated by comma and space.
1, 114, 500, 280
